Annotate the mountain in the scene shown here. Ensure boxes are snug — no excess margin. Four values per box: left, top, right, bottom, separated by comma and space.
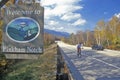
44, 29, 70, 37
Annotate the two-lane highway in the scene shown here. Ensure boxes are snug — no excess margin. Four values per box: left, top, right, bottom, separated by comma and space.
57, 41, 120, 80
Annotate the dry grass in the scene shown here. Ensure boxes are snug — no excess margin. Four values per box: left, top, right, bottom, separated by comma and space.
3, 44, 57, 80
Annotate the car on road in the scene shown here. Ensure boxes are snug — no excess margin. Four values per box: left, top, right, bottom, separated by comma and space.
92, 44, 104, 50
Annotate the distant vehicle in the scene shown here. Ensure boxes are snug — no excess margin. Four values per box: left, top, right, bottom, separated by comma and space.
92, 44, 104, 50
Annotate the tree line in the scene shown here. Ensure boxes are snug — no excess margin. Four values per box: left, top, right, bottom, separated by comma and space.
63, 16, 120, 50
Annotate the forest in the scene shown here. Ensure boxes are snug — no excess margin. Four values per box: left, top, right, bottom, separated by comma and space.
64, 16, 120, 50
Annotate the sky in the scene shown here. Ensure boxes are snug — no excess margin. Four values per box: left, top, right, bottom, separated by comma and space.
40, 0, 120, 33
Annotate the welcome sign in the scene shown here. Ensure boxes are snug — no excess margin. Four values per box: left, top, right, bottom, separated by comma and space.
2, 1, 44, 59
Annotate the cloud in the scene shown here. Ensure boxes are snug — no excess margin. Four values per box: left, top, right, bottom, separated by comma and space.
51, 5, 82, 16
57, 27, 64, 30
41, 0, 86, 33
61, 13, 81, 21
49, 21, 59, 25
72, 19, 86, 26
41, 0, 81, 6
42, 1, 83, 18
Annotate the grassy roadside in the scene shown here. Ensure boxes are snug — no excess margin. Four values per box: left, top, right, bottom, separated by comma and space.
3, 44, 57, 80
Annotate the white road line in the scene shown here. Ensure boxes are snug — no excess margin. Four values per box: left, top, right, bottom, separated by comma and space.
62, 47, 120, 70
58, 43, 120, 70
92, 57, 120, 70
80, 50, 120, 70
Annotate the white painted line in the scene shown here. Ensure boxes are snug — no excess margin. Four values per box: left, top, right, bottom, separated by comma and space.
58, 42, 120, 70
92, 57, 120, 70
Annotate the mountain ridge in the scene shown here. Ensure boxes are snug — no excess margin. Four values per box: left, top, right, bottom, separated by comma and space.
44, 29, 70, 37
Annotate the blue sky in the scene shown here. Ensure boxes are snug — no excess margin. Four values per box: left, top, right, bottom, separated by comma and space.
13, 0, 120, 33
40, 0, 120, 33
79, 0, 120, 31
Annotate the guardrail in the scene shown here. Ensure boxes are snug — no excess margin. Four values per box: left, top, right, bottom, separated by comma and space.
56, 45, 84, 80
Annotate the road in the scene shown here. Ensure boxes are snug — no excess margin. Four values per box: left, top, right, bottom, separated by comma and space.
57, 41, 120, 80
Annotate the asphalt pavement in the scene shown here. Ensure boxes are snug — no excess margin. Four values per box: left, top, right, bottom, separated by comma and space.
57, 41, 120, 80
